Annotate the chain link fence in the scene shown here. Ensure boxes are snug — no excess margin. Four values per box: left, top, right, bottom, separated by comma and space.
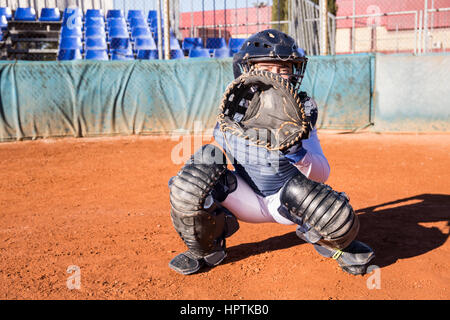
290, 0, 337, 55
178, 1, 281, 41
0, 0, 290, 61
0, 0, 449, 61
334, 0, 450, 54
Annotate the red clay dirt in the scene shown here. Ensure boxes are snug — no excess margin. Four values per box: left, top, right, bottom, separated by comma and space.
0, 132, 449, 300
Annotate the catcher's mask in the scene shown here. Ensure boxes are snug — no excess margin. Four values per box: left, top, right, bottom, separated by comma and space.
233, 29, 308, 89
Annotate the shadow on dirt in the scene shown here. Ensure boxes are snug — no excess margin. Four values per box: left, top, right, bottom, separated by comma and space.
224, 231, 302, 265
356, 193, 449, 268
223, 194, 449, 269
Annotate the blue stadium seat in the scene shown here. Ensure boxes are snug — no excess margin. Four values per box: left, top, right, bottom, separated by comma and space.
107, 9, 124, 20
129, 18, 147, 30
206, 37, 227, 50
85, 37, 107, 50
182, 37, 203, 56
155, 34, 181, 50
135, 37, 156, 51
86, 9, 104, 20
14, 7, 36, 21
85, 17, 105, 29
131, 27, 151, 41
228, 38, 246, 54
148, 10, 157, 22
85, 26, 106, 39
213, 48, 232, 58
170, 36, 181, 50
62, 9, 83, 28
0, 15, 7, 31
111, 54, 134, 61
230, 48, 240, 55
61, 26, 83, 38
58, 49, 82, 61
85, 50, 108, 61
297, 47, 306, 56
127, 10, 144, 21
108, 27, 129, 41
111, 50, 134, 60
155, 32, 180, 50
182, 37, 203, 50
39, 8, 60, 21
171, 49, 184, 59
59, 37, 83, 50
149, 18, 157, 29
62, 17, 83, 29
63, 7, 83, 23
0, 7, 12, 20
110, 45, 132, 55
110, 38, 131, 51
188, 48, 210, 58
149, 26, 159, 36
137, 49, 158, 60
149, 18, 164, 34
108, 18, 127, 30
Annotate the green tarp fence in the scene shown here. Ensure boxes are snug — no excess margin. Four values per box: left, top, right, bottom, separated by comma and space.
0, 53, 448, 142
373, 54, 450, 132
0, 58, 233, 141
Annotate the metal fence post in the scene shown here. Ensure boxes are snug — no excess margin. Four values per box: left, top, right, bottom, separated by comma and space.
278, 0, 281, 29
351, 0, 355, 53
424, 0, 428, 54
224, 0, 226, 40
164, 0, 170, 60
202, 0, 205, 40
246, 0, 249, 36
190, 0, 194, 38
213, 0, 216, 38
414, 10, 418, 55
320, 0, 328, 55
156, 0, 163, 59
235, 0, 238, 36
418, 9, 423, 54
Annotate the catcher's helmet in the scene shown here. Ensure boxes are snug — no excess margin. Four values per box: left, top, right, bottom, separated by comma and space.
233, 29, 308, 87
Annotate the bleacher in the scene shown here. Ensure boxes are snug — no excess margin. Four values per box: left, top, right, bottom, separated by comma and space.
0, 13, 7, 59
0, 6, 246, 61
2, 7, 62, 61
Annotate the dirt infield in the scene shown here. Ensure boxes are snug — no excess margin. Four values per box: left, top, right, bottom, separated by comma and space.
0, 132, 449, 300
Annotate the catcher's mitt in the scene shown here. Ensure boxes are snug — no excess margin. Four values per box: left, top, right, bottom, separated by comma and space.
217, 69, 312, 153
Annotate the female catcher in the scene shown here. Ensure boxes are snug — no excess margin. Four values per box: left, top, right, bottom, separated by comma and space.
168, 29, 374, 276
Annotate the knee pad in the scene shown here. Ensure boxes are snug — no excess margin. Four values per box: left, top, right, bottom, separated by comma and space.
279, 173, 359, 250
169, 144, 239, 259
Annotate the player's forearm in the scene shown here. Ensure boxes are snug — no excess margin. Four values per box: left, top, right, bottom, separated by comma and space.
294, 151, 330, 183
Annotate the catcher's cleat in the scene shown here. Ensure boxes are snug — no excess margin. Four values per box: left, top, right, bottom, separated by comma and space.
296, 226, 374, 275
313, 240, 375, 276
169, 250, 227, 275
169, 251, 203, 275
